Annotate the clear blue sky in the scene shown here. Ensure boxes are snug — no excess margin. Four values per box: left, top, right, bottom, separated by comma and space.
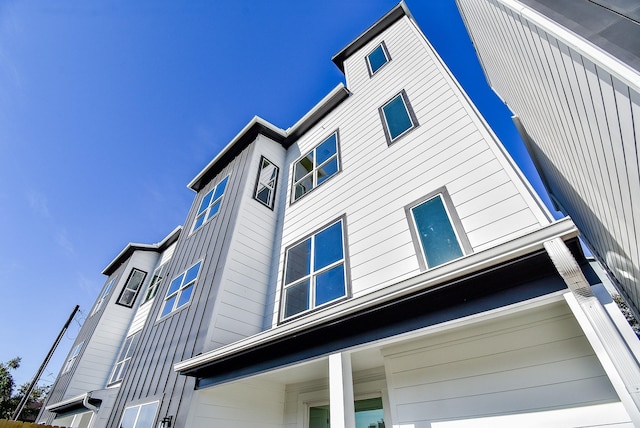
0, 0, 557, 389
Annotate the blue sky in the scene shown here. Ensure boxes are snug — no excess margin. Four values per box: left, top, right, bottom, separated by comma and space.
0, 0, 556, 388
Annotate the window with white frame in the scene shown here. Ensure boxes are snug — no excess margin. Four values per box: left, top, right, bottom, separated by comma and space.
292, 132, 340, 202
53, 411, 93, 428
117, 268, 147, 308
119, 401, 159, 428
143, 262, 169, 303
91, 278, 116, 316
407, 190, 470, 270
108, 332, 140, 384
366, 41, 390, 76
281, 218, 347, 320
254, 156, 279, 208
159, 261, 202, 318
379, 90, 418, 145
309, 397, 385, 428
62, 342, 83, 374
192, 175, 229, 232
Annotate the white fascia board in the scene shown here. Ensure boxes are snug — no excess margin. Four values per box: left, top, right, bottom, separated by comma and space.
174, 217, 578, 373
45, 393, 88, 412
187, 116, 286, 191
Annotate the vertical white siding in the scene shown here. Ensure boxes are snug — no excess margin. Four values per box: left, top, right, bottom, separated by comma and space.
457, 0, 640, 312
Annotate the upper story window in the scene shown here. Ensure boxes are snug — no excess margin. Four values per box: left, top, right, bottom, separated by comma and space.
108, 332, 140, 385
281, 218, 347, 320
379, 90, 418, 145
366, 41, 390, 76
254, 156, 279, 209
117, 268, 147, 308
62, 341, 83, 374
143, 262, 169, 303
159, 260, 202, 318
120, 401, 159, 428
91, 278, 116, 316
292, 131, 340, 202
192, 176, 229, 232
406, 189, 471, 270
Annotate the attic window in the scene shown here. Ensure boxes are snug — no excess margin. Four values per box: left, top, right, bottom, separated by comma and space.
366, 41, 390, 76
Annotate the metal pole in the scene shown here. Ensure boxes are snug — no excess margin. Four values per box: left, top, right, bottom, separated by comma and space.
12, 304, 80, 421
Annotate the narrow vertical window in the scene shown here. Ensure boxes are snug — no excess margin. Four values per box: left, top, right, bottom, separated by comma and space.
62, 342, 83, 374
108, 333, 140, 384
282, 218, 347, 320
192, 175, 229, 232
366, 41, 390, 76
159, 261, 202, 318
379, 90, 418, 145
293, 132, 340, 202
117, 268, 147, 307
144, 262, 169, 303
91, 278, 116, 316
407, 190, 470, 270
254, 156, 279, 208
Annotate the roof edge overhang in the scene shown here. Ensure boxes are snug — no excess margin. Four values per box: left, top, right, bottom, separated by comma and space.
44, 393, 101, 414
332, 1, 412, 73
175, 218, 580, 381
102, 226, 182, 276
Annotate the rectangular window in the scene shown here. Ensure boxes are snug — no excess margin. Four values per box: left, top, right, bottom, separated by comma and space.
309, 397, 384, 428
407, 189, 470, 270
292, 131, 340, 202
254, 156, 279, 208
108, 333, 140, 385
91, 278, 116, 316
192, 175, 229, 232
120, 401, 159, 428
366, 41, 390, 76
379, 90, 418, 144
143, 262, 169, 303
117, 268, 147, 307
159, 261, 202, 318
282, 218, 347, 320
62, 342, 83, 374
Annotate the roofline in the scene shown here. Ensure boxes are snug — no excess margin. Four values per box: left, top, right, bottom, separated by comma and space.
188, 84, 351, 192
331, 1, 412, 73
175, 218, 578, 375
44, 392, 101, 414
102, 226, 182, 276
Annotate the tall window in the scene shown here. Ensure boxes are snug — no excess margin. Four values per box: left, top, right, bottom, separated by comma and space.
62, 342, 83, 374
192, 176, 229, 232
254, 156, 279, 208
117, 269, 147, 307
292, 132, 340, 202
120, 401, 159, 428
143, 262, 169, 303
379, 90, 418, 145
282, 219, 347, 320
407, 191, 469, 270
91, 278, 116, 316
159, 261, 202, 318
108, 333, 140, 384
366, 41, 390, 76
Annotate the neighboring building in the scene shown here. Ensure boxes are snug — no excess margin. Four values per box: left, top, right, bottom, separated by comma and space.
455, 0, 640, 318
38, 3, 640, 427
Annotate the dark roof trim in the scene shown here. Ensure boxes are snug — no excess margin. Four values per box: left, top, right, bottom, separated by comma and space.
187, 249, 567, 386
188, 85, 350, 192
102, 226, 182, 276
332, 2, 411, 73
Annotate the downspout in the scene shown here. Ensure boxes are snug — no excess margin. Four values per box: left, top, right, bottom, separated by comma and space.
544, 237, 640, 424
83, 392, 99, 413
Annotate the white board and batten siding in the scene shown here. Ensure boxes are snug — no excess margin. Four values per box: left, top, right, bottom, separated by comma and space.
272, 15, 550, 324
456, 0, 640, 312
204, 135, 287, 351
382, 300, 631, 427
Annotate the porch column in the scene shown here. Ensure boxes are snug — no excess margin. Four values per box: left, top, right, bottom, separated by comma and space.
329, 352, 355, 428
544, 238, 640, 425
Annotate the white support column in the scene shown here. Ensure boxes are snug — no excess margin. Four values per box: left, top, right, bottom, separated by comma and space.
544, 238, 640, 425
329, 352, 356, 428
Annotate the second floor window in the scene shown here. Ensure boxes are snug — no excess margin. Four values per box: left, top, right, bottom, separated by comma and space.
159, 261, 202, 318
292, 132, 340, 202
62, 342, 83, 374
379, 90, 418, 145
192, 176, 229, 232
108, 332, 140, 384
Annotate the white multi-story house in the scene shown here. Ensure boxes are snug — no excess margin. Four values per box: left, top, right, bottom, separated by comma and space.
455, 0, 640, 320
38, 3, 640, 427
